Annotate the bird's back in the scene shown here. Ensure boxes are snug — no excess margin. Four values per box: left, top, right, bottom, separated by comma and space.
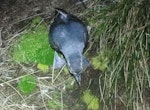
49, 9, 88, 53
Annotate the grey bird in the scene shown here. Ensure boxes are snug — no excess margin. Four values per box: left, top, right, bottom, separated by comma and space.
49, 8, 89, 85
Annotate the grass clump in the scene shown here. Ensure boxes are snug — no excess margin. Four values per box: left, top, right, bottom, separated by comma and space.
48, 99, 62, 109
87, 0, 150, 109
47, 92, 66, 109
91, 51, 109, 71
12, 17, 54, 65
82, 89, 99, 110
17, 75, 36, 94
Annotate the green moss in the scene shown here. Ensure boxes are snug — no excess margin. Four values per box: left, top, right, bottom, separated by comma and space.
63, 67, 69, 75
91, 51, 109, 71
47, 92, 66, 109
66, 78, 74, 90
12, 17, 54, 65
82, 89, 99, 110
18, 75, 36, 94
37, 63, 49, 73
48, 100, 62, 109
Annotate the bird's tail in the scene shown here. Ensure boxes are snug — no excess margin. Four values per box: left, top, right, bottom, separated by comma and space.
54, 8, 69, 22
76, 0, 88, 8
55, 8, 67, 17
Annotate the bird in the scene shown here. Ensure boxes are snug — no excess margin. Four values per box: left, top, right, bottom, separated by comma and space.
49, 8, 89, 85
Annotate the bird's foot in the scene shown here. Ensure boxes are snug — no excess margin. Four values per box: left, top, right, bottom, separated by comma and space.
53, 52, 66, 69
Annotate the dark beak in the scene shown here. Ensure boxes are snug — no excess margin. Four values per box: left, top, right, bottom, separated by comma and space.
74, 74, 81, 85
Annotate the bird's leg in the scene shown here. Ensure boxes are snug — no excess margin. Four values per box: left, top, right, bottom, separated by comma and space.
53, 52, 66, 69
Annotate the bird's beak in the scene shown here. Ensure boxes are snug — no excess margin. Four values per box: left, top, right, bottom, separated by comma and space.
74, 73, 81, 85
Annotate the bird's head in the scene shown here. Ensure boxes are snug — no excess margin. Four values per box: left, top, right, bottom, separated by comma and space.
66, 53, 89, 85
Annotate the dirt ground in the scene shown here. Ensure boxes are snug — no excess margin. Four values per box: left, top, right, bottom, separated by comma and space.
0, 0, 102, 110
0, 0, 85, 39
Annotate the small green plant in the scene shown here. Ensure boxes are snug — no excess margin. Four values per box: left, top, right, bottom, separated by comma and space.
91, 51, 109, 71
48, 100, 62, 109
82, 89, 99, 110
37, 63, 49, 73
12, 17, 54, 66
47, 92, 66, 109
18, 75, 36, 94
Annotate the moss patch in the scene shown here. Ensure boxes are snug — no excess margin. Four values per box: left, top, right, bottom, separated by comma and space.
48, 99, 62, 109
17, 75, 36, 94
47, 92, 66, 109
91, 51, 109, 71
82, 89, 99, 110
12, 17, 54, 65
37, 63, 49, 73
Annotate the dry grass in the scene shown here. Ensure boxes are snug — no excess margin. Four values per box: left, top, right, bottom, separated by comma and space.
0, 14, 70, 110
87, 0, 150, 109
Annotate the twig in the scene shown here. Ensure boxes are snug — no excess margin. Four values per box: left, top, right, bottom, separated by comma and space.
0, 29, 2, 46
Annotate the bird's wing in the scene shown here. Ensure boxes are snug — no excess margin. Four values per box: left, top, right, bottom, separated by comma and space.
49, 33, 60, 52
49, 17, 89, 53
69, 20, 89, 46
49, 23, 70, 52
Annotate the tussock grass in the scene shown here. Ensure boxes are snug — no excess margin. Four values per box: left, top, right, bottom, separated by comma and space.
88, 0, 150, 109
